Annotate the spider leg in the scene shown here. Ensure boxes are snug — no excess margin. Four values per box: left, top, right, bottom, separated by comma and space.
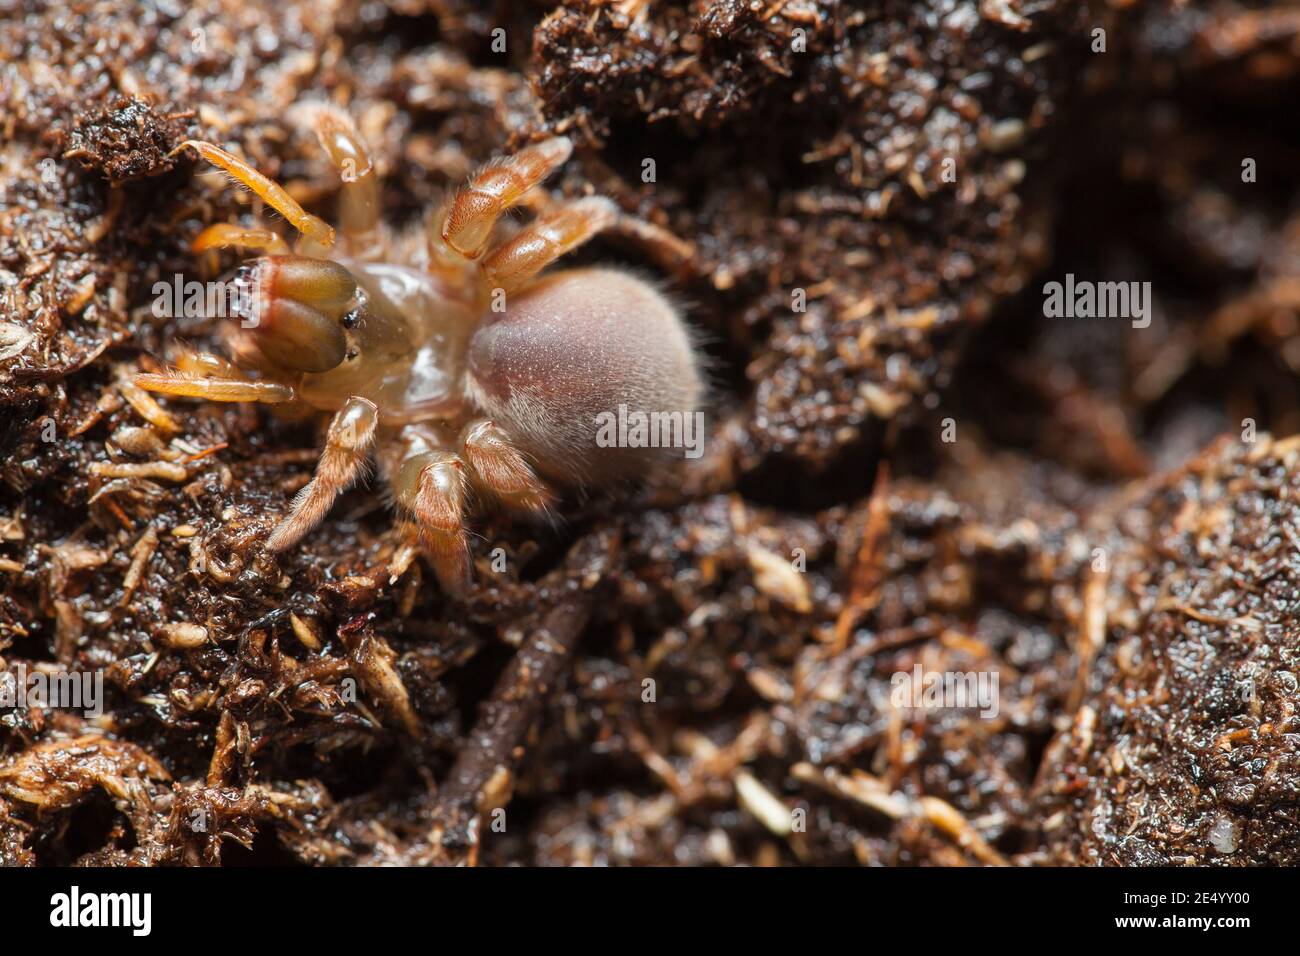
192, 223, 291, 256
170, 346, 250, 380
479, 197, 618, 295
291, 102, 381, 248
460, 419, 552, 516
134, 371, 296, 404
608, 213, 696, 276
136, 342, 295, 403
266, 396, 379, 552
440, 136, 572, 260
172, 140, 336, 253
388, 435, 472, 596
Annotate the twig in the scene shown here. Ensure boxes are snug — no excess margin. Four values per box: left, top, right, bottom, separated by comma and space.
420, 528, 616, 865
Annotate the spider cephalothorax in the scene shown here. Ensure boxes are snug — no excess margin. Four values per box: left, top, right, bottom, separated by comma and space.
137, 104, 703, 594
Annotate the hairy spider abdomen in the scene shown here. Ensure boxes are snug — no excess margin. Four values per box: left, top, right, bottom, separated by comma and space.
466, 268, 703, 484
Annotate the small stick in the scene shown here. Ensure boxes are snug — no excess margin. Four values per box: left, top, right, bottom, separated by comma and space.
421, 529, 614, 865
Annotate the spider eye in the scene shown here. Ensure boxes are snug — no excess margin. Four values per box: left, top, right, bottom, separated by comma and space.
341, 309, 361, 330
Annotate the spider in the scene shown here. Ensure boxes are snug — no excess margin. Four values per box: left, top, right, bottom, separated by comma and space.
135, 104, 704, 594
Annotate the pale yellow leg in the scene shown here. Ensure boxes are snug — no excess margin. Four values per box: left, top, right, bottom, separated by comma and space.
134, 372, 296, 404
192, 223, 291, 256
172, 140, 336, 252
